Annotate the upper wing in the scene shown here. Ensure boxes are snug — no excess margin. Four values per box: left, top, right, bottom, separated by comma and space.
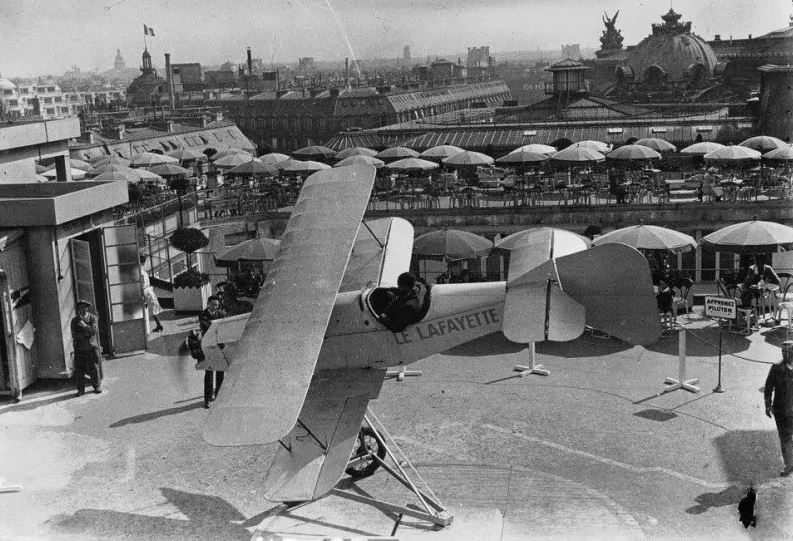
202, 165, 376, 446
263, 368, 387, 502
339, 217, 414, 292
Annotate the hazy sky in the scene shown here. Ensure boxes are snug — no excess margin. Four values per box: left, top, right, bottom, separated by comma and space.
0, 0, 789, 77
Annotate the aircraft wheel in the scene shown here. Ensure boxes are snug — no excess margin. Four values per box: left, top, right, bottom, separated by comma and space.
345, 427, 385, 478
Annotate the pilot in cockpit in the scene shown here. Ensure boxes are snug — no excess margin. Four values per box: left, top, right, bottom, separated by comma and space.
380, 272, 427, 333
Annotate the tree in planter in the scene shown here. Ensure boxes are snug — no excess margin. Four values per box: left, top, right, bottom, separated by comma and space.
168, 176, 191, 227
170, 227, 210, 289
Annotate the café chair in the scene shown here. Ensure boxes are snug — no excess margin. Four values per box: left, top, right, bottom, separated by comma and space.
672, 277, 694, 322
716, 278, 756, 334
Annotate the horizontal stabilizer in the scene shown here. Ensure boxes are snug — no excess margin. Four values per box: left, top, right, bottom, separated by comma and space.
506, 244, 661, 346
503, 280, 585, 343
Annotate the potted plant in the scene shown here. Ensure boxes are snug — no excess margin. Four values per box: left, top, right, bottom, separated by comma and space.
170, 227, 211, 312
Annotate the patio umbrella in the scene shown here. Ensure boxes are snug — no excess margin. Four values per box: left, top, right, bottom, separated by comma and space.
442, 150, 494, 166
280, 159, 331, 173
550, 146, 606, 163
592, 224, 697, 253
495, 227, 590, 258
148, 163, 192, 177
420, 145, 465, 160
763, 145, 793, 162
214, 153, 255, 168
740, 135, 787, 153
680, 141, 725, 156
701, 219, 793, 253
634, 138, 677, 153
384, 157, 439, 172
413, 229, 493, 260
375, 147, 420, 161
167, 149, 205, 162
703, 145, 761, 162
258, 152, 291, 166
210, 148, 252, 161
130, 152, 178, 167
63, 159, 92, 171
90, 155, 131, 167
89, 164, 138, 177
606, 144, 662, 161
43, 167, 88, 180
92, 171, 141, 183
215, 237, 280, 266
495, 150, 549, 165
570, 140, 610, 153
510, 144, 557, 155
333, 155, 385, 168
227, 159, 278, 176
335, 147, 378, 160
135, 168, 165, 182
292, 145, 336, 160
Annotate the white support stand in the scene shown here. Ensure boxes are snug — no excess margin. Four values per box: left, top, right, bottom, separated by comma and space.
513, 343, 550, 377
663, 329, 700, 394
386, 367, 423, 382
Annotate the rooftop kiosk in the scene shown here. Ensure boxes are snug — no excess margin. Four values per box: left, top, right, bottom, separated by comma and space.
0, 119, 135, 401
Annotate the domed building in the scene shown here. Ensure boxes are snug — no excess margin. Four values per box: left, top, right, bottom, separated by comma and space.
0, 77, 24, 119
126, 47, 168, 107
614, 9, 718, 99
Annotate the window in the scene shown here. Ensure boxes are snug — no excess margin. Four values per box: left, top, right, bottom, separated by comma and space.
47, 86, 55, 92
55, 97, 62, 103
43, 97, 52, 104
46, 108, 55, 114
60, 107, 69, 113
8, 100, 17, 106
2, 89, 12, 95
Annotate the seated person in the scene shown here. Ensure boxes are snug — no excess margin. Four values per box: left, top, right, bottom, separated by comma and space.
656, 276, 675, 314
380, 272, 427, 333
740, 255, 781, 308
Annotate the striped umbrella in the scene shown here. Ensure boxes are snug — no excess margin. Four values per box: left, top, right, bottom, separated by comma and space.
592, 224, 696, 253
739, 135, 787, 153
258, 153, 291, 165
510, 144, 557, 155
680, 142, 725, 156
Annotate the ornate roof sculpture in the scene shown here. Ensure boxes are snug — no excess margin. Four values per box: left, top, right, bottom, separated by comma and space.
596, 11, 624, 58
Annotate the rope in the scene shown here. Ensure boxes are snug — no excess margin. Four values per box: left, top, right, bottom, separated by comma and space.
682, 325, 774, 365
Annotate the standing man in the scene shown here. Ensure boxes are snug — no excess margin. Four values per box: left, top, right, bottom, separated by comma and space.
71, 300, 103, 396
765, 340, 793, 476
198, 295, 227, 409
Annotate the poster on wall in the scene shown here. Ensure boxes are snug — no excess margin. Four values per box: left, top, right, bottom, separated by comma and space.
10, 285, 30, 310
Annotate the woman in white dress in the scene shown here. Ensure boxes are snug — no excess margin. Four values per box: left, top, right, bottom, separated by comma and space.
140, 254, 164, 332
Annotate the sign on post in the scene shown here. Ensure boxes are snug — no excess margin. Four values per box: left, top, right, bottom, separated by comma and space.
705, 296, 737, 320
705, 296, 735, 393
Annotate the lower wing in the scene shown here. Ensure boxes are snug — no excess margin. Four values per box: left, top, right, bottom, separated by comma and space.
264, 368, 387, 502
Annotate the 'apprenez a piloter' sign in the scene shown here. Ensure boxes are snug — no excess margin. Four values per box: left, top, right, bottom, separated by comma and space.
705, 296, 737, 319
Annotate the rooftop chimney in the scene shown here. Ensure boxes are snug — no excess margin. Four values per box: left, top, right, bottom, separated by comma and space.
164, 52, 175, 110
246, 47, 253, 94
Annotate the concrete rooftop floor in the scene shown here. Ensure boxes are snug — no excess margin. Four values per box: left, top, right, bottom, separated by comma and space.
1, 306, 792, 540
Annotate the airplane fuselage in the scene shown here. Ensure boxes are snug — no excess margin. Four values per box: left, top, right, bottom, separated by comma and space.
317, 282, 507, 370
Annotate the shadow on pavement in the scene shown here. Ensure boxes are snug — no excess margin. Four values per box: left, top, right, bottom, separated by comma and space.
687, 430, 782, 515
0, 392, 76, 413
49, 488, 250, 540
109, 400, 205, 428
761, 326, 793, 349
445, 332, 524, 357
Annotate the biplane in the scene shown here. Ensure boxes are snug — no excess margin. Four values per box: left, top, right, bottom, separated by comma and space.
195, 165, 661, 523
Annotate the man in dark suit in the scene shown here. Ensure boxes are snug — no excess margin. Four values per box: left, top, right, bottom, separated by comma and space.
199, 295, 227, 408
766, 340, 793, 477
71, 300, 103, 396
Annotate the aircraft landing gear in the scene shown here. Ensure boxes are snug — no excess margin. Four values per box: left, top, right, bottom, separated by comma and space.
338, 409, 453, 527
346, 426, 386, 478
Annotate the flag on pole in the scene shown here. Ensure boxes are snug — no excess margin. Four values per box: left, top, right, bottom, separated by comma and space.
143, 24, 155, 37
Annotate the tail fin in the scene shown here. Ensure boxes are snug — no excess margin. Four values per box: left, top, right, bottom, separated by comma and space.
504, 244, 661, 346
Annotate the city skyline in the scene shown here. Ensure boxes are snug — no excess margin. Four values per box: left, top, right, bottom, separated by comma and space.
0, 0, 789, 77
